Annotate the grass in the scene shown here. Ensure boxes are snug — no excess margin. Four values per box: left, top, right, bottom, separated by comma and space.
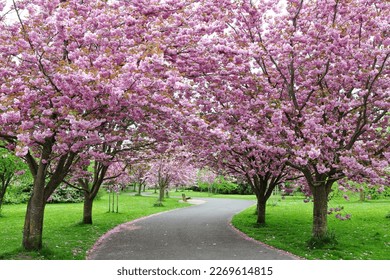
0, 193, 189, 260
232, 194, 390, 260
2, 189, 387, 260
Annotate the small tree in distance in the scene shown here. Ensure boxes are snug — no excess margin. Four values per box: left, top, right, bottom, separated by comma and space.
147, 157, 197, 206
0, 147, 26, 214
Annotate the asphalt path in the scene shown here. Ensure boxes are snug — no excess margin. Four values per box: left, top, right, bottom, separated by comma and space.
87, 198, 297, 260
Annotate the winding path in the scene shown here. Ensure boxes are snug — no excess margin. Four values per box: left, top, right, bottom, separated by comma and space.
87, 198, 298, 260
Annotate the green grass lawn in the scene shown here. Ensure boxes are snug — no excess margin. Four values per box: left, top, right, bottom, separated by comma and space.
0, 193, 189, 260
2, 190, 388, 260
232, 194, 390, 260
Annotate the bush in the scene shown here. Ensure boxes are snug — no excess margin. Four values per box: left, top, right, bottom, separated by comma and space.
216, 177, 237, 194
3, 183, 32, 204
47, 185, 84, 203
365, 186, 390, 200
197, 176, 254, 195
235, 181, 254, 195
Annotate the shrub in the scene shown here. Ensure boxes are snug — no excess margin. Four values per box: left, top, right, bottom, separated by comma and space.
365, 186, 390, 200
47, 185, 84, 203
235, 181, 253, 195
3, 183, 32, 204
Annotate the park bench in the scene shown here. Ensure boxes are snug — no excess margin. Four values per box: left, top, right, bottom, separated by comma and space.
181, 193, 191, 202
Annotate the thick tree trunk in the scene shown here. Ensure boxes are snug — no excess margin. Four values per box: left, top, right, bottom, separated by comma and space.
22, 140, 75, 251
256, 199, 266, 224
23, 186, 46, 250
137, 183, 142, 195
83, 192, 93, 224
249, 174, 277, 225
311, 185, 329, 238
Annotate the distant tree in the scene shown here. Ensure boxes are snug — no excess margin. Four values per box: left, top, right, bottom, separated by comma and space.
0, 148, 26, 213
147, 157, 196, 206
130, 163, 150, 196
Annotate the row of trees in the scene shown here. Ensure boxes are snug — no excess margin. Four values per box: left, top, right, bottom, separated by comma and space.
0, 0, 388, 251
180, 0, 389, 237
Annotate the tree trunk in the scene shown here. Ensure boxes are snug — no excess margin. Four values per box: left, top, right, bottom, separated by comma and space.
256, 199, 266, 224
311, 185, 329, 239
360, 188, 365, 202
0, 178, 11, 212
23, 188, 46, 250
248, 174, 276, 225
159, 186, 165, 201
137, 183, 142, 195
108, 192, 111, 212
112, 192, 115, 212
83, 192, 93, 224
116, 192, 119, 213
0, 185, 6, 211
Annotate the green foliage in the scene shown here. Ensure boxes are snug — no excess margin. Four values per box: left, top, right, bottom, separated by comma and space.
1, 148, 32, 207
214, 176, 239, 194
364, 186, 390, 200
3, 183, 32, 204
198, 176, 253, 195
47, 185, 84, 203
235, 181, 254, 195
0, 149, 24, 182
331, 182, 390, 201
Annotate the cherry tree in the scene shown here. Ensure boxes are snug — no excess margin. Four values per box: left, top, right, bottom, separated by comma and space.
0, 0, 128, 250
197, 168, 217, 193
173, 4, 296, 224
147, 156, 197, 206
0, 0, 194, 250
227, 0, 389, 238
188, 61, 297, 223
129, 163, 151, 196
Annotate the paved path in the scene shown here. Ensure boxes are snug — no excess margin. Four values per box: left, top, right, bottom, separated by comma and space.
87, 198, 297, 260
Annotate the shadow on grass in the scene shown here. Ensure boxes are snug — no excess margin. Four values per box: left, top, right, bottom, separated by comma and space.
252, 223, 267, 229
0, 246, 55, 260
306, 231, 338, 250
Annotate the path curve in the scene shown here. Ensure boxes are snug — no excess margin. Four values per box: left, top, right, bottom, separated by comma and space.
87, 198, 298, 260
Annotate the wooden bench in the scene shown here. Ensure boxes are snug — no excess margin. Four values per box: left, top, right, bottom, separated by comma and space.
182, 193, 191, 202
